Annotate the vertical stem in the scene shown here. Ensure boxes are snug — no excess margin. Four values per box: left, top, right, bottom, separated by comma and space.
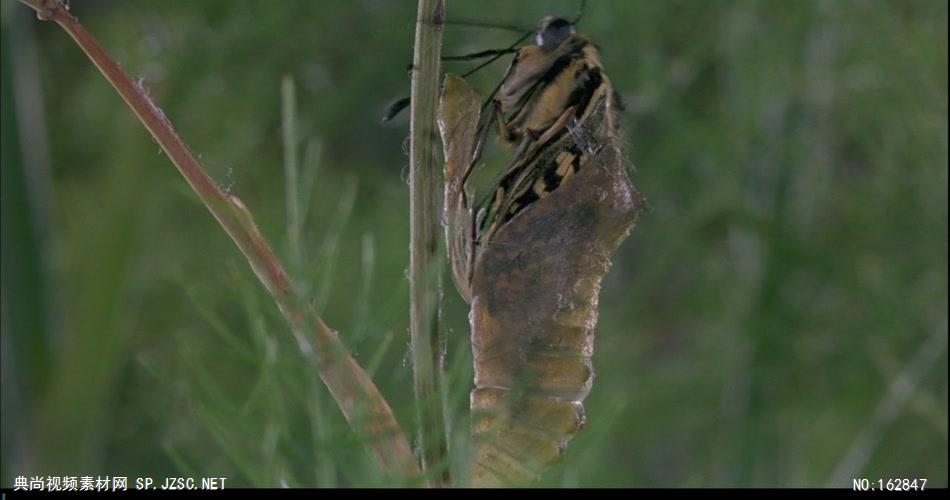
281, 75, 301, 271
409, 0, 450, 486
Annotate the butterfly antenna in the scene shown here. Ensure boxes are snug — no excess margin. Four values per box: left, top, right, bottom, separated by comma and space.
573, 0, 587, 25
461, 30, 531, 78
445, 19, 531, 34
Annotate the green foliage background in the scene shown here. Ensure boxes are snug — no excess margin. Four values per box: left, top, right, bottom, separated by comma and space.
1, 0, 946, 487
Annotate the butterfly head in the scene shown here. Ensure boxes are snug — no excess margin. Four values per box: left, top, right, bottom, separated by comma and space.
536, 16, 576, 51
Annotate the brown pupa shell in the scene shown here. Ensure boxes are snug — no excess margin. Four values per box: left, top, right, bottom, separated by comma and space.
468, 143, 641, 486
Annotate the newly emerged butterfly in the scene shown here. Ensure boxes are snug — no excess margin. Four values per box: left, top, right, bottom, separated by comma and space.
438, 15, 644, 486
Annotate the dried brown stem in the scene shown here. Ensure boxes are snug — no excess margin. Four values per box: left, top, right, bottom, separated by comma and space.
18, 0, 421, 482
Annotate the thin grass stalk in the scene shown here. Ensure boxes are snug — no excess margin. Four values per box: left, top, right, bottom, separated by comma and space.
281, 76, 339, 486
281, 75, 302, 272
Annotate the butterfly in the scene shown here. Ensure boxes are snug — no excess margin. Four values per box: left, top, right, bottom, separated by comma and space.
438, 15, 645, 486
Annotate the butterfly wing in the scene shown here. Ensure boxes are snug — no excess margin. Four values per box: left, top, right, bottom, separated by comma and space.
438, 74, 483, 303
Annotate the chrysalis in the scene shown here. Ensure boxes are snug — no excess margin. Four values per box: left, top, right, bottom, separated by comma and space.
438, 16, 644, 486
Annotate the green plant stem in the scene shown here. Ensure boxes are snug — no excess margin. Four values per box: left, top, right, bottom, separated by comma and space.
409, 0, 450, 487
281, 75, 302, 272
19, 0, 422, 482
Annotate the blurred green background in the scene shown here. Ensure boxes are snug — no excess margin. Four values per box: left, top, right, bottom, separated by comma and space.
1, 0, 947, 488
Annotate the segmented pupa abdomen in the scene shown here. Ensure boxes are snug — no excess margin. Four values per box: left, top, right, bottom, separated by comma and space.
468, 145, 641, 486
